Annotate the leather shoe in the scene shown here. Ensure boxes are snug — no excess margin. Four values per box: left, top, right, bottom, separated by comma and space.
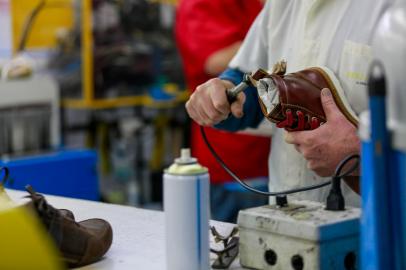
24, 185, 113, 268
256, 62, 358, 131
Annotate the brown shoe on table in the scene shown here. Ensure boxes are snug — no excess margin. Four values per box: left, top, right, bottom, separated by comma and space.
24, 185, 113, 268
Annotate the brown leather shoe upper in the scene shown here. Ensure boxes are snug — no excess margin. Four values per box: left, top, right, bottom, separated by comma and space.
257, 66, 358, 131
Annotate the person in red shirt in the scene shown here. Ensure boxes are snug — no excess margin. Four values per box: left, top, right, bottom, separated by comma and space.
175, 0, 270, 222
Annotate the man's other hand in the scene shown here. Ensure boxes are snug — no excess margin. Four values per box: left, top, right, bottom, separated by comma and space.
185, 78, 246, 126
284, 88, 360, 177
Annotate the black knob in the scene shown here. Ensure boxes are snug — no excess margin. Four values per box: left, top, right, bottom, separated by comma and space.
264, 249, 277, 266
291, 254, 304, 270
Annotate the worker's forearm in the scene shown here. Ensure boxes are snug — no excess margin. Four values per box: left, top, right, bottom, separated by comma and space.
204, 41, 242, 76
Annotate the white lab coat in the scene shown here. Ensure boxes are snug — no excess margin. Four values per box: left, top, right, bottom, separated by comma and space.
230, 0, 392, 206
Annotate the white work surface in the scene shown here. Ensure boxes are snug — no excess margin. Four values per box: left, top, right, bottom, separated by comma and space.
7, 189, 245, 270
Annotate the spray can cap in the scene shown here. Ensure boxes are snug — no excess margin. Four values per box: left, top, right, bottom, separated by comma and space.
175, 148, 197, 165
166, 148, 208, 175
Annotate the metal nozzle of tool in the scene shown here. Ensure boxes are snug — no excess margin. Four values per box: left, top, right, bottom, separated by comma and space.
226, 69, 269, 103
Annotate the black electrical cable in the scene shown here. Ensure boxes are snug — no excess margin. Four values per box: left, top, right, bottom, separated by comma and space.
0, 167, 9, 185
325, 154, 360, 210
200, 126, 333, 196
201, 126, 360, 197
334, 153, 360, 179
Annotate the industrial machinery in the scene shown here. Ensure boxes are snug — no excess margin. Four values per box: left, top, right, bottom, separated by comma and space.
204, 122, 362, 270
0, 76, 60, 156
48, 0, 183, 105
5, 0, 188, 206
359, 0, 406, 269
238, 201, 360, 270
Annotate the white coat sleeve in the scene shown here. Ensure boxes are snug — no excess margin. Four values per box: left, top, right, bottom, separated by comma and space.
228, 0, 270, 73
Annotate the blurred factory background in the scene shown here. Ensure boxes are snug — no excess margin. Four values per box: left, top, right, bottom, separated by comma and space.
0, 0, 187, 209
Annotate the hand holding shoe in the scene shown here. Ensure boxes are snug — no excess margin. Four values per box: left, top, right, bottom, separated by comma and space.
284, 88, 360, 177
257, 63, 358, 131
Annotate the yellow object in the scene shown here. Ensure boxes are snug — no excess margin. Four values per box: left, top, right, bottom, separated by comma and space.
0, 205, 64, 269
166, 162, 208, 175
0, 185, 14, 211
0, 171, 63, 269
11, 0, 74, 51
149, 0, 178, 5
82, 0, 94, 104
62, 91, 190, 110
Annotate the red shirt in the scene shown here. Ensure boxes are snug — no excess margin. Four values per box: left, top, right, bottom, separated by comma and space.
176, 0, 270, 184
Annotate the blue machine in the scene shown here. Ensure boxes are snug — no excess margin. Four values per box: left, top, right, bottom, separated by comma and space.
1, 149, 99, 201
360, 1, 406, 269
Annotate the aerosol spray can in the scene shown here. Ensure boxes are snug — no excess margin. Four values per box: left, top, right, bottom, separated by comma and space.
164, 148, 210, 270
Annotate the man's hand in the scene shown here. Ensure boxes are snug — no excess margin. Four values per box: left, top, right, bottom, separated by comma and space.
185, 78, 246, 126
284, 88, 360, 177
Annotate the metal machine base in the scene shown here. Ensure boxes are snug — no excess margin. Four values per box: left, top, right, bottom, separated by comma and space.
237, 200, 360, 270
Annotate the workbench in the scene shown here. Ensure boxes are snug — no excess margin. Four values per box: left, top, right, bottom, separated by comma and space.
7, 189, 244, 270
